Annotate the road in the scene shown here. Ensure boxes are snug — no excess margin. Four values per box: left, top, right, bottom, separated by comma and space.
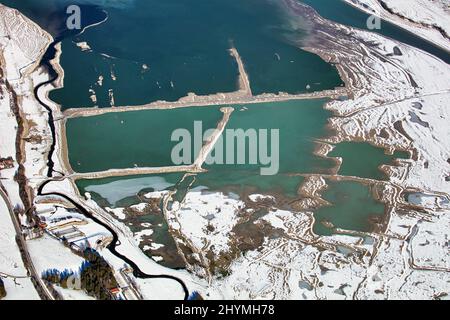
0, 187, 55, 300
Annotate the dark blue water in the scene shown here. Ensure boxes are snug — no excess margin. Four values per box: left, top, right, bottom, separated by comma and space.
301, 0, 450, 64
3, 0, 344, 108
49, 0, 344, 109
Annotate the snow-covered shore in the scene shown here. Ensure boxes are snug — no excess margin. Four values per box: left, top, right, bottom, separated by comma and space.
344, 0, 450, 52
380, 0, 449, 38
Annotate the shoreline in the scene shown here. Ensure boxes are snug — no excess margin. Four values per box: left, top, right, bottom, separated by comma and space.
343, 0, 450, 56
63, 87, 345, 118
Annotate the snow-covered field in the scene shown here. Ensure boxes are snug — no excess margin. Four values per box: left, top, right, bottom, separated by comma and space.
0, 3, 50, 300
0, 195, 40, 300
0, 4, 123, 300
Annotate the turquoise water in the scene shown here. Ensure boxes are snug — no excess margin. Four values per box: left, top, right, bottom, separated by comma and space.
76, 173, 386, 238
76, 173, 185, 268
5, 0, 448, 111
6, 0, 435, 242
195, 99, 335, 195
66, 106, 224, 172
313, 180, 385, 236
329, 142, 409, 180
205, 99, 334, 175
67, 100, 335, 174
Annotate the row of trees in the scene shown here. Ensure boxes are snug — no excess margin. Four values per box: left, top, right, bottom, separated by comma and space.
42, 268, 79, 289
81, 249, 118, 300
42, 249, 118, 300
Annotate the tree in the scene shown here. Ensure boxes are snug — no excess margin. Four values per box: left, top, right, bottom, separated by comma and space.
188, 291, 203, 300
80, 249, 118, 300
42, 249, 118, 300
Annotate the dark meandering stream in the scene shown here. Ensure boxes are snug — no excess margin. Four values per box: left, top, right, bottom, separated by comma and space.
37, 180, 190, 299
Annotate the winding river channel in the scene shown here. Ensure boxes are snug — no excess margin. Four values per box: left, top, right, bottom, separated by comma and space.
37, 180, 189, 299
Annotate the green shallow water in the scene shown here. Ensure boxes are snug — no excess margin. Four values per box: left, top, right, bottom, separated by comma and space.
66, 106, 224, 172
5, 0, 430, 243
5, 0, 448, 111
204, 99, 335, 175
76, 174, 386, 238
313, 180, 385, 236
329, 142, 409, 180
68, 100, 409, 190
67, 99, 335, 174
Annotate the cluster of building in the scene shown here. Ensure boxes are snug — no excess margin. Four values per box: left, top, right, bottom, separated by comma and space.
33, 204, 142, 300
34, 206, 112, 252
109, 267, 143, 300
